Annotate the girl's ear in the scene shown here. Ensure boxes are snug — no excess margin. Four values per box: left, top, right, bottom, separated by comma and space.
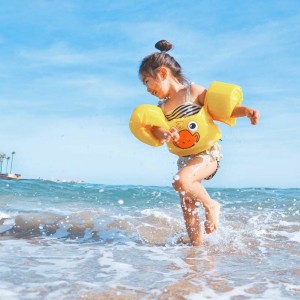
159, 67, 168, 79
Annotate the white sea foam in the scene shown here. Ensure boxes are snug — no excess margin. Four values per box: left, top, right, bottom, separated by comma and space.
140, 208, 175, 222
0, 212, 11, 220
275, 231, 300, 243
97, 249, 136, 284
278, 220, 300, 226
187, 280, 292, 300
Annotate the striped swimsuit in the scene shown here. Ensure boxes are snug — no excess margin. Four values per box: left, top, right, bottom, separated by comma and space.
160, 83, 221, 180
160, 83, 202, 121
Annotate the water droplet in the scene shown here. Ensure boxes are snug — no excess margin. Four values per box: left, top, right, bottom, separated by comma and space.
174, 175, 180, 181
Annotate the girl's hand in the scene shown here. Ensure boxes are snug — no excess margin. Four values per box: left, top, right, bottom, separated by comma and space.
231, 105, 260, 125
152, 126, 179, 144
245, 108, 260, 125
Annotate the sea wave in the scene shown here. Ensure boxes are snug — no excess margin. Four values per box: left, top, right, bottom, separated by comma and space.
0, 180, 299, 299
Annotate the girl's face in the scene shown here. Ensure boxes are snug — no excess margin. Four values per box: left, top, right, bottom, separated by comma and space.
141, 68, 169, 99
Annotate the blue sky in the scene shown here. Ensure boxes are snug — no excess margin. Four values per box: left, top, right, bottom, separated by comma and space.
0, 0, 299, 187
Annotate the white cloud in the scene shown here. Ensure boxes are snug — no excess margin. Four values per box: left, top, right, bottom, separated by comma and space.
17, 40, 138, 68
0, 72, 144, 117
19, 43, 90, 65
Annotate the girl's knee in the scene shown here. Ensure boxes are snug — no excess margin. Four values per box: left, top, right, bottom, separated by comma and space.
172, 174, 190, 193
172, 172, 200, 193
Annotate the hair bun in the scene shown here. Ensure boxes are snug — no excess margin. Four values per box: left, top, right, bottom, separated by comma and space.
155, 40, 173, 52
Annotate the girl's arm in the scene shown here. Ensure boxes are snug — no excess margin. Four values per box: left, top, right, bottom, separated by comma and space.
193, 84, 259, 125
193, 84, 207, 106
231, 106, 260, 125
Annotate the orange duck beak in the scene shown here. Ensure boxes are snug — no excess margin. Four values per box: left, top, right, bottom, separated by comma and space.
173, 129, 200, 149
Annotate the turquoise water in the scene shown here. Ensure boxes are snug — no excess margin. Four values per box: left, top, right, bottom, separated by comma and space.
0, 180, 299, 299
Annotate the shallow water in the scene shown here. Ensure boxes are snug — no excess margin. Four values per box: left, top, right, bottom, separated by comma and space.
0, 180, 299, 299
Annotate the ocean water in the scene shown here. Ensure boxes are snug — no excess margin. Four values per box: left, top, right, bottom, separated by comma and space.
0, 180, 299, 300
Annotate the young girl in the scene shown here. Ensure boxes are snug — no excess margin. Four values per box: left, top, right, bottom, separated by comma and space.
138, 40, 259, 246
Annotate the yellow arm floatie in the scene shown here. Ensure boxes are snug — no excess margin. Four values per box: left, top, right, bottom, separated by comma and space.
205, 81, 243, 126
129, 104, 169, 146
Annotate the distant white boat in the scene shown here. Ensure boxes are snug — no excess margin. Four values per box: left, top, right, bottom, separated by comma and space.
0, 173, 22, 180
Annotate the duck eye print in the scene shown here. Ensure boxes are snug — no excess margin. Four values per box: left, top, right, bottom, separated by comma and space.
188, 121, 198, 132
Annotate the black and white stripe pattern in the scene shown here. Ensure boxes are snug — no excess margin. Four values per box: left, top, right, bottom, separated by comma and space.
165, 104, 202, 121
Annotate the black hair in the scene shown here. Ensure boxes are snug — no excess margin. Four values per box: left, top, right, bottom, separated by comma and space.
139, 40, 187, 84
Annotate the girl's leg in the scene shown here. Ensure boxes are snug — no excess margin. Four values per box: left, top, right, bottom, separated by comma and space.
173, 157, 221, 246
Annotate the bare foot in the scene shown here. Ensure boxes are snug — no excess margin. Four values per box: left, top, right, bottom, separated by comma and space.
204, 200, 221, 234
